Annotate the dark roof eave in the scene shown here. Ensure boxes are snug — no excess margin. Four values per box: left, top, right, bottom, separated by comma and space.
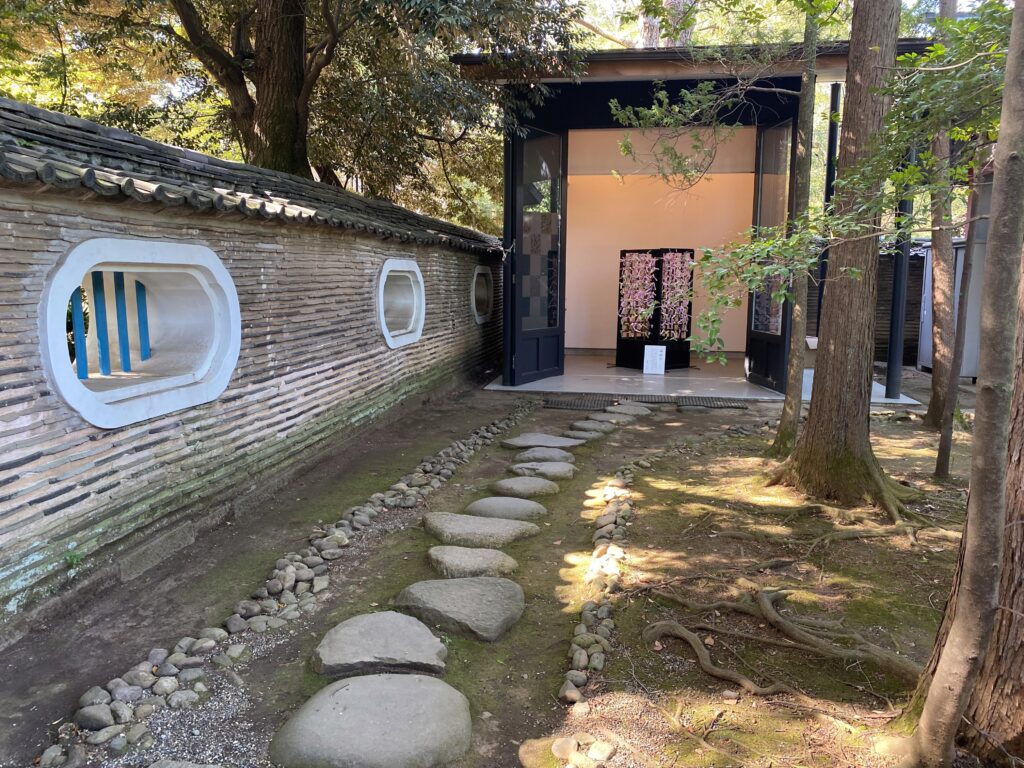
0, 97, 502, 257
453, 37, 933, 70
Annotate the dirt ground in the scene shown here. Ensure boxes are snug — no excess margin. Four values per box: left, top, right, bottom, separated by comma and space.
0, 379, 973, 768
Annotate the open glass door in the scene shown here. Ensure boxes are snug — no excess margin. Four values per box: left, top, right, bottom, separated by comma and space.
745, 119, 794, 392
503, 128, 566, 385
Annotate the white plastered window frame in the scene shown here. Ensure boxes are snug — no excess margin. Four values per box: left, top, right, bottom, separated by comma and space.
471, 265, 494, 325
377, 258, 426, 349
40, 238, 242, 429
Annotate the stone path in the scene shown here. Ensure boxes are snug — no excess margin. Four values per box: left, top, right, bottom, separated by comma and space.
272, 400, 653, 768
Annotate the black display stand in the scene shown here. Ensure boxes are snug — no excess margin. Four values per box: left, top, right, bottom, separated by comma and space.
615, 248, 693, 370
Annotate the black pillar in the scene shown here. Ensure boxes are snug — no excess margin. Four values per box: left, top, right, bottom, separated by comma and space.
817, 82, 842, 331
885, 148, 916, 399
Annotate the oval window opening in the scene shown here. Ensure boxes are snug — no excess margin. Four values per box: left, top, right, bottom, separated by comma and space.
377, 259, 425, 348
472, 266, 494, 324
42, 239, 241, 428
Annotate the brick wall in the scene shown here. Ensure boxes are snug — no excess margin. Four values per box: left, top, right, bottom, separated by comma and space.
0, 189, 501, 627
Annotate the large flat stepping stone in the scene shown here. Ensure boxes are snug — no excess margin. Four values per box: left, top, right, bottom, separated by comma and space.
510, 461, 577, 480
312, 611, 447, 678
587, 411, 635, 424
502, 433, 585, 449
515, 447, 576, 463
564, 430, 602, 440
571, 420, 616, 434
464, 497, 548, 521
424, 512, 540, 547
395, 577, 525, 641
606, 404, 652, 416
490, 476, 560, 498
269, 674, 471, 768
429, 546, 518, 578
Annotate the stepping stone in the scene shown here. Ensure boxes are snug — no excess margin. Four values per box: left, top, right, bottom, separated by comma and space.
571, 420, 616, 434
510, 461, 577, 481
269, 674, 471, 768
490, 476, 559, 498
312, 611, 447, 678
424, 512, 539, 547
429, 546, 518, 578
606, 404, 652, 416
395, 577, 525, 641
515, 447, 576, 463
564, 430, 603, 440
588, 412, 635, 424
464, 497, 548, 521
502, 433, 586, 449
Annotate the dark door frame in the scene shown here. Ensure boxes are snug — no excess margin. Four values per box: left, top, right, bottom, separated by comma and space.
502, 127, 569, 386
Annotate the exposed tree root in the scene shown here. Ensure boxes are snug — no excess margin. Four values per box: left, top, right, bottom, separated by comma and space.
651, 581, 923, 685
768, 453, 926, 527
644, 620, 792, 696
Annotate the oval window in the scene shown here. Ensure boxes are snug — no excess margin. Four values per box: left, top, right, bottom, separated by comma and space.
471, 266, 494, 324
378, 259, 426, 348
41, 238, 241, 429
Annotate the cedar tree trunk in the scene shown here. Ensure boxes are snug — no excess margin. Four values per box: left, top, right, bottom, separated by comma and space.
778, 0, 907, 520
922, 0, 959, 429
961, 301, 1024, 761
908, 1, 1024, 763
934, 174, 979, 478
769, 13, 818, 457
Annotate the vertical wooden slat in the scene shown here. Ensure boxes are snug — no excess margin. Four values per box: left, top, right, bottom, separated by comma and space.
90, 271, 111, 375
113, 271, 131, 372
71, 287, 88, 380
135, 280, 151, 361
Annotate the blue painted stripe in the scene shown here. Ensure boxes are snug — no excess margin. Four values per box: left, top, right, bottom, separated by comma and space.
90, 272, 111, 376
135, 280, 151, 361
113, 272, 131, 372
71, 287, 88, 380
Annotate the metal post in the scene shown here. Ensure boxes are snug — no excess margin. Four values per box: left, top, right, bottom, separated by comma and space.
886, 148, 916, 399
817, 82, 842, 330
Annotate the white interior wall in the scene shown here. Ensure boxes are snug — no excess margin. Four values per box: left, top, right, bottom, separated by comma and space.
565, 127, 757, 352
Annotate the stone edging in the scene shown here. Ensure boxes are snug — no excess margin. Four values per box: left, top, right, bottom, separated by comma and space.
37, 397, 537, 768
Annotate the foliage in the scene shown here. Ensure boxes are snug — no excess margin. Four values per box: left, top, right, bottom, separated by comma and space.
1, 0, 585, 231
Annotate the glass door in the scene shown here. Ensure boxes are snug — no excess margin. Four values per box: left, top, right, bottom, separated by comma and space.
503, 128, 566, 385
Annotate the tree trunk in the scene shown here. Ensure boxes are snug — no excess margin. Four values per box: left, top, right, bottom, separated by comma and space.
962, 293, 1024, 761
907, 1, 1024, 763
922, 0, 959, 429
249, 0, 312, 176
641, 15, 660, 47
934, 175, 979, 478
778, 0, 906, 520
769, 13, 818, 458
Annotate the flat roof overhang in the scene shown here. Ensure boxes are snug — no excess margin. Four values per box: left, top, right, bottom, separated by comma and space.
454, 38, 933, 83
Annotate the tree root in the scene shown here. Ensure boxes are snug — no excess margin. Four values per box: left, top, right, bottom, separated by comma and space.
768, 453, 927, 528
644, 620, 792, 696
650, 581, 923, 685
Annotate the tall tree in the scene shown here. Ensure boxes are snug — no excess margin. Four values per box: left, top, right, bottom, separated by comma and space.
961, 280, 1024, 760
769, 9, 818, 457
79, 0, 582, 177
775, 0, 908, 520
922, 0, 960, 429
907, 1, 1024, 763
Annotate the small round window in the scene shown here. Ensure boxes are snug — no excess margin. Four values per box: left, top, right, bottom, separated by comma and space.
471, 266, 494, 324
378, 259, 425, 348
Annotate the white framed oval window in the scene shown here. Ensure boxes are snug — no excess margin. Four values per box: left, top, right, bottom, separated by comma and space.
471, 266, 494, 324
40, 238, 241, 429
378, 258, 426, 348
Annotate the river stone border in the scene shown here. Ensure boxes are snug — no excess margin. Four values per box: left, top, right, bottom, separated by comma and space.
37, 397, 537, 767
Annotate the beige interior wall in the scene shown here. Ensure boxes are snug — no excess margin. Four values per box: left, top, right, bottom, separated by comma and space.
565, 128, 756, 352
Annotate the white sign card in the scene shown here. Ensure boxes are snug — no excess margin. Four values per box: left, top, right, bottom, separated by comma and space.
643, 345, 666, 375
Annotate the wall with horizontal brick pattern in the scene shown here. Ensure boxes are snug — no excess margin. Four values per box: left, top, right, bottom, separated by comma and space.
0, 189, 501, 631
